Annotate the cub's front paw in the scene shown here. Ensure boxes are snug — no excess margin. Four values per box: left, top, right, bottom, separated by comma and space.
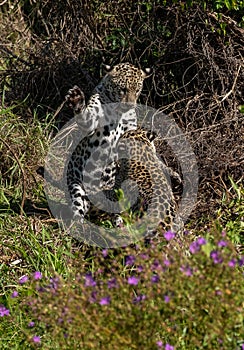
65, 86, 86, 113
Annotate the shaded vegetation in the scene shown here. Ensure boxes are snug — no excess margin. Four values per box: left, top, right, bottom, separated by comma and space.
1, 0, 243, 219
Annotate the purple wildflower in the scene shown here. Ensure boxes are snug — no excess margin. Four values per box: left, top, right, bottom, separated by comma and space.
133, 294, 146, 304
125, 255, 136, 266
107, 278, 117, 289
137, 265, 143, 273
164, 295, 170, 303
102, 249, 108, 257
185, 267, 193, 276
197, 237, 207, 245
180, 265, 193, 276
152, 259, 162, 271
99, 296, 111, 305
218, 240, 227, 248
128, 276, 139, 285
0, 305, 10, 317
33, 271, 42, 280
28, 321, 35, 327
189, 237, 206, 254
156, 340, 163, 348
189, 241, 200, 254
238, 256, 244, 267
164, 231, 175, 241
140, 253, 148, 260
241, 344, 244, 350
32, 335, 41, 343
151, 275, 160, 283
84, 273, 96, 287
215, 289, 222, 296
165, 344, 174, 350
210, 250, 223, 264
163, 259, 171, 267
19, 275, 28, 284
89, 291, 97, 303
11, 291, 18, 298
228, 259, 236, 267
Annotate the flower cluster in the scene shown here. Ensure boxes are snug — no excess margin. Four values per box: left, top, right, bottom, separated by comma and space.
157, 341, 174, 350
2, 231, 243, 349
189, 237, 206, 254
0, 305, 9, 317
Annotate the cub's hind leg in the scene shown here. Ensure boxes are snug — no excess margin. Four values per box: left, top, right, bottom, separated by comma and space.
68, 182, 90, 223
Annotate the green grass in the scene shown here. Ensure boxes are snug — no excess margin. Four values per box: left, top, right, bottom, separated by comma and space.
0, 223, 243, 349
0, 101, 243, 349
217, 177, 244, 247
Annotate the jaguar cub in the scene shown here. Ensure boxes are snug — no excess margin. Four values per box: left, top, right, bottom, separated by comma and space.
65, 63, 151, 223
97, 128, 183, 235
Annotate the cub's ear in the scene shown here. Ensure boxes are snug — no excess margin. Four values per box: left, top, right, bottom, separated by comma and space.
142, 67, 153, 78
103, 64, 112, 72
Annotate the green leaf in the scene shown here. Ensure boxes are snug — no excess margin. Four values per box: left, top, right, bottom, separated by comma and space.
202, 242, 214, 257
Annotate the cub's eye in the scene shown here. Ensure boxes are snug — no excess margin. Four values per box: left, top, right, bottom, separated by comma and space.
120, 88, 127, 96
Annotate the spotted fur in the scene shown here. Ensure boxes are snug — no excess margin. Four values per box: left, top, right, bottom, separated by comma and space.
91, 128, 183, 235
66, 63, 150, 222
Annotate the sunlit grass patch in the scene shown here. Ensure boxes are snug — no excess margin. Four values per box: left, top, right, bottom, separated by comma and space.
1, 226, 243, 350
0, 99, 55, 214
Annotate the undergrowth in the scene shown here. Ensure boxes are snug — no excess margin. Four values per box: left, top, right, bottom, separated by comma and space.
0, 226, 243, 349
0, 104, 243, 349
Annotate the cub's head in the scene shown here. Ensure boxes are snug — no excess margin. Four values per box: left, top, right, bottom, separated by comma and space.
99, 62, 151, 103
